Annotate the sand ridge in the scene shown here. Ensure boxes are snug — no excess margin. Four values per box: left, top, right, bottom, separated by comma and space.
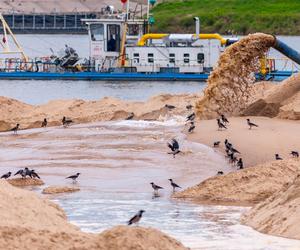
0, 180, 188, 250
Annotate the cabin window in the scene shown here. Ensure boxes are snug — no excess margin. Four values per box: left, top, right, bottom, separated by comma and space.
106, 24, 121, 52
133, 53, 140, 63
183, 53, 190, 63
169, 53, 175, 63
197, 53, 205, 64
148, 53, 154, 63
90, 24, 104, 41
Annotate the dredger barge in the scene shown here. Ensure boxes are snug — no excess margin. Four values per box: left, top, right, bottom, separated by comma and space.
0, 1, 299, 81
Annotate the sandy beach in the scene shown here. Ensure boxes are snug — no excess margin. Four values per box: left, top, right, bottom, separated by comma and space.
188, 116, 300, 167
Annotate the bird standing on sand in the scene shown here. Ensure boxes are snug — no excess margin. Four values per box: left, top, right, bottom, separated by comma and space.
66, 173, 80, 182
150, 182, 163, 194
186, 112, 195, 122
165, 104, 176, 110
237, 158, 243, 169
217, 119, 227, 130
11, 124, 20, 134
125, 112, 134, 120
213, 141, 220, 147
41, 118, 47, 127
167, 139, 181, 158
275, 154, 283, 160
14, 169, 26, 178
186, 104, 193, 110
128, 210, 145, 225
247, 119, 258, 130
62, 116, 73, 127
291, 151, 299, 158
221, 114, 229, 124
30, 170, 41, 179
217, 171, 224, 175
188, 121, 195, 133
168, 179, 181, 192
1, 172, 11, 179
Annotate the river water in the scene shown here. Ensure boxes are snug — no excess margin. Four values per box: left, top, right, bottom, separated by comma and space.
0, 35, 299, 104
0, 120, 299, 249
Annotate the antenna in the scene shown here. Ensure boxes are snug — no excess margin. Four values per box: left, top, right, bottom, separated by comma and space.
0, 13, 28, 61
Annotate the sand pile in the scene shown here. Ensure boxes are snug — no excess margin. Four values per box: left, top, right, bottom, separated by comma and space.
196, 33, 275, 119
174, 159, 300, 206
241, 173, 300, 240
42, 186, 80, 194
243, 73, 300, 119
0, 93, 199, 131
8, 178, 44, 186
0, 180, 188, 250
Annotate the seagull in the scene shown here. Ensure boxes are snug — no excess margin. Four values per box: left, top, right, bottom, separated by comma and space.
186, 104, 193, 110
150, 182, 163, 194
66, 173, 80, 182
186, 112, 195, 122
275, 154, 283, 160
11, 124, 20, 134
128, 210, 145, 226
167, 139, 181, 158
188, 122, 195, 133
168, 179, 181, 192
41, 118, 47, 127
221, 114, 229, 124
125, 112, 134, 120
247, 119, 258, 129
165, 104, 176, 110
290, 151, 299, 158
213, 141, 220, 147
62, 116, 73, 127
217, 119, 227, 130
237, 158, 244, 169
1, 172, 11, 179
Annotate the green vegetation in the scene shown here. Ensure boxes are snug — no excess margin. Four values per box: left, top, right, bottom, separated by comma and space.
151, 0, 300, 35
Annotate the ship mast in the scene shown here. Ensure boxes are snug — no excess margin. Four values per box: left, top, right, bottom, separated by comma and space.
0, 13, 28, 61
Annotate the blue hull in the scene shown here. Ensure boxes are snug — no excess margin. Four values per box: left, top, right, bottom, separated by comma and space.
0, 70, 295, 81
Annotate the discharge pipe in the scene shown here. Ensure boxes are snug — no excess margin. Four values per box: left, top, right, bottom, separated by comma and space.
272, 36, 300, 65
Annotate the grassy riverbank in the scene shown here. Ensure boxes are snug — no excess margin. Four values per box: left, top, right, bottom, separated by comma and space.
151, 0, 300, 35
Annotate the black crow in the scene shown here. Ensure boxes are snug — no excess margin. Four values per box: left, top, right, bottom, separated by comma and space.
237, 158, 243, 169
188, 122, 195, 133
165, 104, 176, 110
62, 116, 73, 126
125, 112, 134, 120
186, 112, 195, 122
168, 179, 181, 192
41, 118, 47, 127
247, 119, 258, 129
150, 182, 164, 193
31, 170, 40, 179
291, 151, 299, 158
1, 172, 11, 179
14, 169, 26, 178
275, 154, 283, 160
221, 114, 229, 124
186, 104, 193, 110
167, 139, 181, 158
213, 141, 220, 147
11, 124, 20, 134
217, 119, 227, 130
230, 147, 241, 154
128, 210, 145, 225
66, 173, 80, 182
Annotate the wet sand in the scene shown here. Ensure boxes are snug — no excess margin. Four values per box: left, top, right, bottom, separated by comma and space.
188, 116, 300, 167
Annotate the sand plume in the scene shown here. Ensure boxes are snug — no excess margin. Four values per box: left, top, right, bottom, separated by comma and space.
196, 33, 275, 119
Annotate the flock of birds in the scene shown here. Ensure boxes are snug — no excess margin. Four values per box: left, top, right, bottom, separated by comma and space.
4, 107, 299, 226
214, 114, 299, 175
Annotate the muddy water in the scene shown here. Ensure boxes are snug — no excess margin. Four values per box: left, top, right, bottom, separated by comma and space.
0, 120, 299, 249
